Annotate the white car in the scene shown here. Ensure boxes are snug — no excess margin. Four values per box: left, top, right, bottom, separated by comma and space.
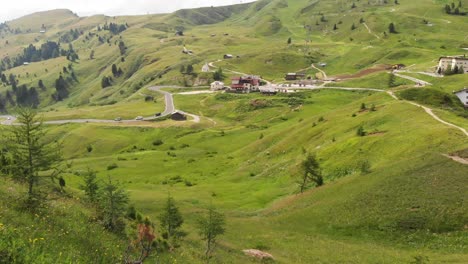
135, 116, 144, 121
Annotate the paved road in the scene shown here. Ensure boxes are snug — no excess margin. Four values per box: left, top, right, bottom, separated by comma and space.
0, 86, 201, 126
147, 86, 201, 123
147, 86, 178, 116
0, 115, 17, 125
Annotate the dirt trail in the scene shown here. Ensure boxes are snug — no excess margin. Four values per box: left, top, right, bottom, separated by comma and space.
311, 64, 328, 80
443, 154, 468, 165
406, 101, 468, 136
393, 72, 432, 86
363, 23, 381, 39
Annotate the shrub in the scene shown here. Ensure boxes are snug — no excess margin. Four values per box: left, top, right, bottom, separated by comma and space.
107, 163, 118, 170
184, 180, 194, 187
152, 139, 164, 146
356, 126, 366, 137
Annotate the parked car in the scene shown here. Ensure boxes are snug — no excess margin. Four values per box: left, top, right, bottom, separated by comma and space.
114, 117, 122, 121
155, 112, 162, 117
135, 116, 144, 121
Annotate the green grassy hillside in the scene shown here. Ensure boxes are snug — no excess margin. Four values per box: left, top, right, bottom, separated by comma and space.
0, 0, 467, 263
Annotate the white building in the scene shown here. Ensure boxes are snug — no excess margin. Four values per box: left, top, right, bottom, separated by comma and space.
437, 56, 468, 74
202, 63, 210, 72
210, 81, 225, 91
454, 87, 468, 108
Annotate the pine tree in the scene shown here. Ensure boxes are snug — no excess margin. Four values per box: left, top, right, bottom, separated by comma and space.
80, 169, 99, 203
37, 80, 46, 90
98, 176, 129, 231
3, 108, 62, 207
299, 153, 323, 193
112, 64, 118, 77
159, 195, 184, 243
213, 68, 225, 81
445, 4, 452, 14
388, 22, 397, 33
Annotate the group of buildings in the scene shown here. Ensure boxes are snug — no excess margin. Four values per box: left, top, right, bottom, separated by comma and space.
210, 75, 261, 93
205, 55, 467, 106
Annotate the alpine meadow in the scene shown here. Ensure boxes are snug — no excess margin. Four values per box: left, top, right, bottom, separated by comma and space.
0, 0, 467, 263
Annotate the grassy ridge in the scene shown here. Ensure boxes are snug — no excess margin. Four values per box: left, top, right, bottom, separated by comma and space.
0, 0, 467, 263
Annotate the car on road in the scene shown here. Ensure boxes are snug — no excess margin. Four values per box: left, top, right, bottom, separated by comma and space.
114, 117, 122, 121
155, 113, 161, 117
7, 117, 11, 120
135, 116, 144, 121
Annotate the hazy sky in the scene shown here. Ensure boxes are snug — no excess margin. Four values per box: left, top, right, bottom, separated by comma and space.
0, 0, 256, 22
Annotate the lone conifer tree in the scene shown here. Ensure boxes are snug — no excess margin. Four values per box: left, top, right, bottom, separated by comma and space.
159, 195, 184, 244
197, 206, 225, 263
388, 22, 397, 33
3, 108, 62, 207
299, 153, 323, 193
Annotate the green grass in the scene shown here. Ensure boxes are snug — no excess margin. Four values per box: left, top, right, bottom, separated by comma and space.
329, 71, 414, 89
29, 89, 465, 263
1, 0, 468, 263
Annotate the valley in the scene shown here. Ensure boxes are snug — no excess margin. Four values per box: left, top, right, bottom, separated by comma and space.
0, 0, 467, 263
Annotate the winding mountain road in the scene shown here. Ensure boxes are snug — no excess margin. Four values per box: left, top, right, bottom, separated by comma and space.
2, 61, 465, 138
0, 86, 201, 126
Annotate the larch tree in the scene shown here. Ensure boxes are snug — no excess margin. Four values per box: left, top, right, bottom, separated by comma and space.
299, 153, 323, 193
3, 107, 62, 207
197, 206, 226, 263
159, 195, 184, 245
98, 176, 129, 232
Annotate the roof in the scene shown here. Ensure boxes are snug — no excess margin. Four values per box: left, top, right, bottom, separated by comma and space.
439, 56, 468, 61
211, 81, 224, 85
454, 87, 468, 94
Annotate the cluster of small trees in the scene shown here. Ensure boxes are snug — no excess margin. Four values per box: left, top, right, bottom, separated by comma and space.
439, 65, 465, 75
0, 73, 43, 110
53, 65, 78, 101
12, 41, 61, 67
59, 28, 83, 43
101, 76, 113, 88
111, 64, 124, 77
101, 22, 128, 35
80, 170, 226, 263
445, 1, 465, 15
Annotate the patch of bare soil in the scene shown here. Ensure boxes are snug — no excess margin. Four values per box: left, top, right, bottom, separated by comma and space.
367, 131, 387, 136
334, 64, 391, 80
243, 249, 274, 260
